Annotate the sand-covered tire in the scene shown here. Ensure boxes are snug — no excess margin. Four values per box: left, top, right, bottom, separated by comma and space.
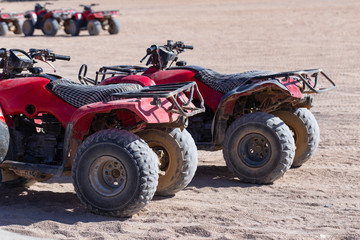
13, 20, 23, 34
273, 108, 320, 168
108, 18, 120, 34
223, 112, 295, 184
22, 19, 34, 36
72, 129, 158, 217
69, 19, 80, 36
137, 128, 197, 196
87, 20, 101, 35
42, 18, 59, 36
0, 22, 8, 36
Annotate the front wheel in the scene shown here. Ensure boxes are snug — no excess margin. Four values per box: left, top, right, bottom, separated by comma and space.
0, 22, 8, 36
22, 19, 35, 36
72, 129, 158, 217
223, 112, 295, 184
42, 18, 59, 36
87, 20, 101, 35
273, 108, 320, 168
137, 128, 198, 196
13, 20, 23, 34
108, 18, 120, 34
69, 19, 80, 36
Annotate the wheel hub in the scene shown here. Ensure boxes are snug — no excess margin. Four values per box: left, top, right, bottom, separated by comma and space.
89, 156, 127, 197
152, 146, 169, 175
238, 133, 271, 167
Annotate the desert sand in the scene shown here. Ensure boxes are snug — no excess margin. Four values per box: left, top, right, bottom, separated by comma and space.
0, 0, 359, 239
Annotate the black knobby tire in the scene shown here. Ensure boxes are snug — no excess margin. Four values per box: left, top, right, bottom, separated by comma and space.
0, 22, 8, 36
223, 112, 295, 184
108, 18, 120, 35
13, 20, 23, 34
69, 19, 80, 36
273, 108, 320, 168
22, 19, 35, 36
72, 129, 158, 217
87, 20, 101, 35
137, 128, 198, 196
42, 18, 59, 36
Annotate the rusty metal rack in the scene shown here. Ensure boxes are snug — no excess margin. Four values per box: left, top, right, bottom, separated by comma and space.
252, 68, 336, 93
112, 82, 205, 117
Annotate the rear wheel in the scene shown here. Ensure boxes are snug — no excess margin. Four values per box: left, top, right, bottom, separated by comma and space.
137, 128, 198, 196
87, 20, 101, 35
273, 108, 320, 168
42, 18, 59, 36
63, 19, 70, 34
108, 18, 120, 34
22, 19, 34, 36
69, 19, 80, 36
223, 112, 295, 184
13, 20, 23, 34
0, 22, 8, 36
72, 129, 158, 217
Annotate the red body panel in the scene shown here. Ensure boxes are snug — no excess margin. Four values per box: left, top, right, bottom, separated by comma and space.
0, 77, 76, 127
100, 75, 156, 87
70, 98, 178, 140
0, 76, 179, 135
148, 68, 223, 112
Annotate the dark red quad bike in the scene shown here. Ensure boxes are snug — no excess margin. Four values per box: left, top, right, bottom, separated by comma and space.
23, 3, 75, 36
67, 4, 120, 36
85, 40, 336, 184
0, 8, 23, 36
0, 48, 204, 217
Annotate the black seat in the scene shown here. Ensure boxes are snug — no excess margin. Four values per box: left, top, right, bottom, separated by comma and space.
194, 69, 274, 93
47, 79, 142, 108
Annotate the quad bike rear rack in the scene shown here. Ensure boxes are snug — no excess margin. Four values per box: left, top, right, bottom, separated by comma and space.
252, 68, 336, 93
112, 82, 205, 118
78, 64, 147, 85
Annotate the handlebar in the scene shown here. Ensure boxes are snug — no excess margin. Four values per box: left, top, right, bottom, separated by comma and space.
29, 48, 70, 62
140, 40, 193, 68
54, 54, 71, 61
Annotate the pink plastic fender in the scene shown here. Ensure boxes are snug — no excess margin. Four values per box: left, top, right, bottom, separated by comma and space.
69, 97, 179, 140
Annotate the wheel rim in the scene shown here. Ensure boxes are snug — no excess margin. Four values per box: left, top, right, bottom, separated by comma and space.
151, 145, 170, 174
89, 156, 127, 197
45, 22, 52, 32
237, 133, 271, 167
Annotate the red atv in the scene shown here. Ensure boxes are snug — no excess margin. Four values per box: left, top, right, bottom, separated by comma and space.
0, 47, 203, 217
67, 4, 120, 36
23, 3, 75, 36
0, 8, 23, 36
86, 40, 336, 184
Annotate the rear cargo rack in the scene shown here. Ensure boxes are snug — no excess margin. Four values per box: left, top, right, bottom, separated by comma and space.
78, 64, 147, 85
96, 65, 147, 82
112, 82, 205, 117
252, 68, 336, 93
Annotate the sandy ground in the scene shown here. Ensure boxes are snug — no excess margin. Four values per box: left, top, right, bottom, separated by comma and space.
0, 0, 359, 239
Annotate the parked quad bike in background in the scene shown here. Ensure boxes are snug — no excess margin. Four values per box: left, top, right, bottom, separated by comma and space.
23, 3, 75, 36
67, 3, 120, 36
81, 40, 336, 184
0, 47, 204, 217
0, 8, 23, 36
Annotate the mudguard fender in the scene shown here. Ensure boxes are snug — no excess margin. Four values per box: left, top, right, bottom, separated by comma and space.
60, 98, 178, 175
212, 79, 298, 149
